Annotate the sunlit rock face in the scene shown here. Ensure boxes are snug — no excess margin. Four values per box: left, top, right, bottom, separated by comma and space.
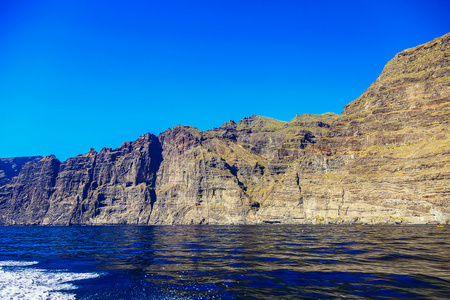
1, 33, 449, 225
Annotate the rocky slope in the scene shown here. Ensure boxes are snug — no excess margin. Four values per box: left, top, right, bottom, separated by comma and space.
1, 33, 449, 225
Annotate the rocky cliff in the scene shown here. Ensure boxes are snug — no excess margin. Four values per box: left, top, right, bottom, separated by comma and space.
1, 33, 449, 225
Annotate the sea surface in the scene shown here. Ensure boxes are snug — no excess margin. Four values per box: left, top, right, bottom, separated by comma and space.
0, 225, 448, 299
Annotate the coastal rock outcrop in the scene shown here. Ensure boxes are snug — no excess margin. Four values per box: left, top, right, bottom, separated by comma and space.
0, 33, 449, 225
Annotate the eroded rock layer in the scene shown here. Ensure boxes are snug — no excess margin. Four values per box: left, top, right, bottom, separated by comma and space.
1, 33, 449, 225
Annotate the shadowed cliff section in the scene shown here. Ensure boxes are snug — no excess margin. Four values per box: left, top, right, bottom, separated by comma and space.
0, 33, 449, 225
0, 134, 163, 225
0, 156, 43, 185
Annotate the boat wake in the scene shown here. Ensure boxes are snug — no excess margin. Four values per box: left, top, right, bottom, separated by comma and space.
0, 260, 99, 300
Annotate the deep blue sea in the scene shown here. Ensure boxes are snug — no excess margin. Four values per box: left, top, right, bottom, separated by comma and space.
0, 225, 448, 299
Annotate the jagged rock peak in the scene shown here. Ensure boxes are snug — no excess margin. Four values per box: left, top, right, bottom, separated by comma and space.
137, 132, 154, 141
133, 133, 159, 147
219, 120, 236, 129
238, 114, 259, 123
41, 155, 58, 161
87, 148, 97, 155
99, 147, 112, 154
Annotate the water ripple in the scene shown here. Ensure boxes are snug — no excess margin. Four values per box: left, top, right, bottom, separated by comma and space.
0, 225, 449, 299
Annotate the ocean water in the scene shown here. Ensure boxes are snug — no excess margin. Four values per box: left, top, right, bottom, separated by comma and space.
0, 225, 448, 299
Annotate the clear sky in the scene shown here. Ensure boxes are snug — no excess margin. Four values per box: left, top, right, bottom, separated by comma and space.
1, 0, 449, 161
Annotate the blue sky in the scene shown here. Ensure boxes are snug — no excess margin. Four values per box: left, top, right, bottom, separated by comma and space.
1, 0, 449, 161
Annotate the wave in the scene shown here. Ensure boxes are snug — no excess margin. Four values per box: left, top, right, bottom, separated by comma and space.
0, 260, 99, 300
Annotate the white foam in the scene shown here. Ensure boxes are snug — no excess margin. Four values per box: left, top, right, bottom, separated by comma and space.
0, 260, 99, 300
0, 261, 38, 267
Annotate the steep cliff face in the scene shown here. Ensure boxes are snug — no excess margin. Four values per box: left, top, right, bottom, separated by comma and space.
149, 114, 337, 225
312, 32, 450, 224
1, 33, 449, 225
326, 32, 450, 150
0, 155, 59, 225
0, 134, 162, 225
